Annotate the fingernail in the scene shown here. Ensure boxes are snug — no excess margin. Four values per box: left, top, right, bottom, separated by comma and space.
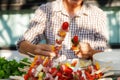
50, 52, 56, 57
35, 49, 40, 53
77, 53, 82, 58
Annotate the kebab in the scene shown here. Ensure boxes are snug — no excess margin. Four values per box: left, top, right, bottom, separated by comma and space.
71, 35, 80, 53
17, 55, 114, 80
17, 24, 114, 80
54, 21, 69, 56
22, 22, 69, 80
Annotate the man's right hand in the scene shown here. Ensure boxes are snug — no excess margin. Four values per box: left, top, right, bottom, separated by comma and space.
19, 41, 56, 57
34, 44, 56, 57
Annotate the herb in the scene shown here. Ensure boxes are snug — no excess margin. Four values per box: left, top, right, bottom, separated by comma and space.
0, 57, 29, 79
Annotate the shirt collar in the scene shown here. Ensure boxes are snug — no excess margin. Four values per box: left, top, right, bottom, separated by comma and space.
52, 0, 63, 12
76, 3, 89, 17
52, 0, 89, 17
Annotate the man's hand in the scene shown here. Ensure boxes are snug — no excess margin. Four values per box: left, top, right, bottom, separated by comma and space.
19, 41, 56, 58
75, 42, 93, 59
34, 44, 56, 57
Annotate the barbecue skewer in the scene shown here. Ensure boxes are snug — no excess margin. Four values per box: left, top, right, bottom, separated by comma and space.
95, 66, 113, 74
102, 72, 114, 78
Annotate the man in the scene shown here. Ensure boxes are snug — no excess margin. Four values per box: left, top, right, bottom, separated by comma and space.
17, 0, 109, 59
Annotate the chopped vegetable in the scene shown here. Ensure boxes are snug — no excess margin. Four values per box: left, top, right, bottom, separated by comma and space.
0, 57, 30, 79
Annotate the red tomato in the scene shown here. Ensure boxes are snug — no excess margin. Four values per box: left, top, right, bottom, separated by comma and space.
28, 67, 33, 76
62, 22, 69, 30
30, 77, 38, 80
49, 67, 58, 76
71, 60, 77, 67
73, 36, 79, 43
60, 64, 73, 74
24, 73, 29, 80
56, 71, 62, 77
77, 70, 82, 77
86, 65, 92, 73
79, 76, 85, 80
56, 39, 63, 44
85, 71, 94, 80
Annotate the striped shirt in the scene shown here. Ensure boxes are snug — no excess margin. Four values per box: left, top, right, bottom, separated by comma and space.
17, 0, 109, 59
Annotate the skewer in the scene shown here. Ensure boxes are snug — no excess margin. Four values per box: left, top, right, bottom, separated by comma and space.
22, 22, 70, 79
42, 57, 50, 66
71, 35, 80, 55
9, 76, 24, 80
98, 78, 112, 80
102, 72, 114, 78
81, 70, 87, 80
27, 52, 35, 57
91, 65, 95, 75
27, 52, 51, 67
102, 66, 113, 73
20, 61, 31, 66
18, 67, 28, 72
94, 66, 112, 74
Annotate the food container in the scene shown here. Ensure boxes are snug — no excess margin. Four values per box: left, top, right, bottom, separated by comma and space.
93, 49, 120, 75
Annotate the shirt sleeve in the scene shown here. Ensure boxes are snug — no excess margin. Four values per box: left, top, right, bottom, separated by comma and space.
93, 11, 110, 51
16, 6, 47, 49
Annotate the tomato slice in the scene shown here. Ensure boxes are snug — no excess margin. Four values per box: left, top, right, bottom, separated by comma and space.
24, 73, 29, 80
61, 64, 73, 74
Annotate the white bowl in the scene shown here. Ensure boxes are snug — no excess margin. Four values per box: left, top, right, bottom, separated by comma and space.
93, 50, 120, 75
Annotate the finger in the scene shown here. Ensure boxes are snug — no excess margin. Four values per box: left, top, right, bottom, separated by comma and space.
34, 49, 56, 57
81, 54, 90, 59
80, 43, 90, 52
76, 52, 82, 58
82, 51, 93, 59
76, 50, 90, 59
37, 44, 53, 51
78, 53, 88, 59
75, 51, 82, 58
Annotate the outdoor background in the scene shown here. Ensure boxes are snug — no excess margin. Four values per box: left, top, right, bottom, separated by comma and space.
0, 0, 120, 50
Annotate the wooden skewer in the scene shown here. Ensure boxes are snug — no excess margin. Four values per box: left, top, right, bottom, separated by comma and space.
95, 66, 112, 74
54, 76, 59, 80
20, 61, 31, 66
42, 57, 50, 66
9, 76, 24, 80
95, 67, 106, 74
27, 52, 35, 57
18, 67, 28, 72
27, 52, 51, 67
91, 65, 95, 75
98, 78, 112, 80
102, 72, 114, 78
81, 70, 87, 80
102, 66, 113, 73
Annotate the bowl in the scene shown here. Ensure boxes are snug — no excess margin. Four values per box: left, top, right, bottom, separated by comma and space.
93, 49, 120, 75
93, 50, 120, 70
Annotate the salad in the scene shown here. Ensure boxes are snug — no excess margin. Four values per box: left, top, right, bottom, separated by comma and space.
0, 57, 30, 79
21, 55, 113, 80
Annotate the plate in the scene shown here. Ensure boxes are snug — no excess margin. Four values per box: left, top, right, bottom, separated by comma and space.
93, 50, 120, 75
